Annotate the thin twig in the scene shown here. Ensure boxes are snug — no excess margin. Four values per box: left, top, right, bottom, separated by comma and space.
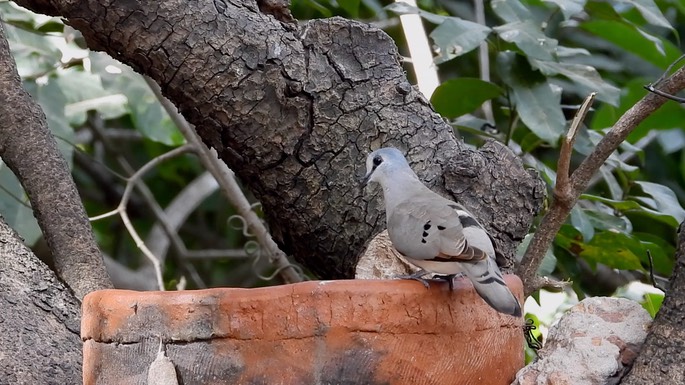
646, 250, 667, 292
144, 76, 303, 284
87, 112, 206, 287
517, 64, 685, 296
90, 144, 195, 290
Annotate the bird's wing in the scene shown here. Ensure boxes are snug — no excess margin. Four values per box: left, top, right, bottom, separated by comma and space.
389, 197, 489, 262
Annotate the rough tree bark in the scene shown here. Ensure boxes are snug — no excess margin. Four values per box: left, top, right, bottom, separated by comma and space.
0, 215, 82, 383
620, 222, 685, 384
0, 20, 112, 299
13, 0, 543, 278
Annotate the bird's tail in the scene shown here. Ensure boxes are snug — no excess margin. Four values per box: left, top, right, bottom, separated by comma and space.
461, 257, 522, 317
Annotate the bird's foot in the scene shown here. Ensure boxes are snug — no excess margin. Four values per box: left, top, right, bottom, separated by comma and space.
394, 270, 431, 289
432, 273, 466, 291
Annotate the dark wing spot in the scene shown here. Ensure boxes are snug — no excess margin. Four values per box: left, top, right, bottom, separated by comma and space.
421, 239, 427, 244
422, 231, 428, 237
423, 221, 431, 230
458, 215, 480, 228
437, 225, 446, 231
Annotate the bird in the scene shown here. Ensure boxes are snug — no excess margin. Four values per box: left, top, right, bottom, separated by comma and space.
362, 147, 522, 317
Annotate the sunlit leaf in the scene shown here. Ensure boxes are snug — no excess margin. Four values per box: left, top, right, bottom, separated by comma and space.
90, 53, 183, 145
641, 292, 664, 318
493, 21, 558, 61
430, 18, 491, 63
385, 3, 446, 24
543, 0, 587, 19
431, 78, 502, 119
3, 24, 61, 77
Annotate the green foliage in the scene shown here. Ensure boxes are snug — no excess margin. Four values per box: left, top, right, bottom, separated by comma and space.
0, 2, 264, 288
641, 292, 665, 317
430, 78, 502, 119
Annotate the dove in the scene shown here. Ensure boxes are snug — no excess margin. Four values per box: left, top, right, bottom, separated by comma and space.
362, 147, 522, 317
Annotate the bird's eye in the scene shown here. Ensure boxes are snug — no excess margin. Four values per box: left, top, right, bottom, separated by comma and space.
372, 155, 383, 168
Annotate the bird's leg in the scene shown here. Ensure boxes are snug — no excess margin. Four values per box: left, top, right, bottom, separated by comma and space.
432, 273, 466, 291
394, 269, 431, 289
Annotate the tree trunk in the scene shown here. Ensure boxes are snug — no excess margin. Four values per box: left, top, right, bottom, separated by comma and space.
0, 20, 112, 299
620, 222, 685, 384
0, 216, 82, 383
13, 0, 544, 279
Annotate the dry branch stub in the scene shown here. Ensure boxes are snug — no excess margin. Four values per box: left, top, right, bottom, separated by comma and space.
82, 278, 524, 384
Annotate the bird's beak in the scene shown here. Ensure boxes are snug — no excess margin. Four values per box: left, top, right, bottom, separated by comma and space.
361, 171, 372, 187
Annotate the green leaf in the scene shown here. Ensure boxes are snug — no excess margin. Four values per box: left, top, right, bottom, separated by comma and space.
385, 3, 446, 24
614, 0, 673, 29
583, 208, 632, 233
0, 164, 41, 245
493, 21, 558, 61
430, 78, 502, 119
4, 24, 61, 78
581, 20, 680, 68
529, 59, 620, 105
635, 232, 674, 276
497, 52, 565, 144
581, 194, 680, 227
430, 18, 491, 63
338, 0, 360, 18
641, 292, 664, 318
90, 53, 184, 145
491, 0, 533, 23
633, 181, 685, 224
571, 206, 595, 242
556, 228, 645, 270
542, 0, 587, 20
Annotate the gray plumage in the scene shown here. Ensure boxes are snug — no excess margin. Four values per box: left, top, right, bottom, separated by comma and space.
363, 147, 522, 317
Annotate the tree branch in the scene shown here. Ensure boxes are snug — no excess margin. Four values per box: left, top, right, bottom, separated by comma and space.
14, 0, 541, 279
517, 66, 685, 296
0, 21, 111, 299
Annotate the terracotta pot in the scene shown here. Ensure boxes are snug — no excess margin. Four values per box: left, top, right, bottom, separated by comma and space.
82, 276, 524, 385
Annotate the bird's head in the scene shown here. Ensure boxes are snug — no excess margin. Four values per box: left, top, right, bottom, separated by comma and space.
362, 147, 411, 187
